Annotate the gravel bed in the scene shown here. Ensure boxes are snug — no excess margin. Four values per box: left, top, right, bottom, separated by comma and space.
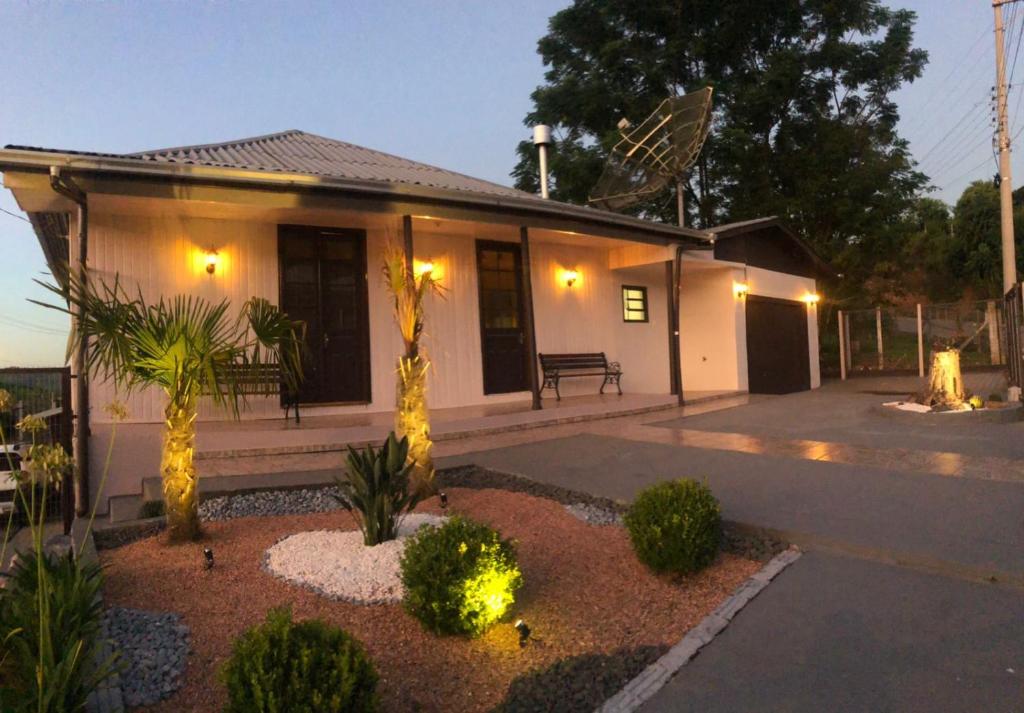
199, 486, 344, 521
262, 513, 446, 604
564, 502, 623, 526
104, 606, 190, 708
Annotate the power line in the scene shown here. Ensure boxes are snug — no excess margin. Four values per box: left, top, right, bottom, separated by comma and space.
0, 207, 29, 223
924, 131, 995, 182
904, 27, 989, 135
939, 152, 997, 191
915, 97, 990, 166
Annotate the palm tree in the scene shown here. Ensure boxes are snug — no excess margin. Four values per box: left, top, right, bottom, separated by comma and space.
382, 245, 443, 494
41, 274, 304, 541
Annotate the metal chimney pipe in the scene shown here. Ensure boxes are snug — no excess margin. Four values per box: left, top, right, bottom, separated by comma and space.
532, 125, 552, 199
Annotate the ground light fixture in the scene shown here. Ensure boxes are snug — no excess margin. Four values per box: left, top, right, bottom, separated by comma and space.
203, 547, 214, 570
514, 619, 531, 648
439, 491, 448, 510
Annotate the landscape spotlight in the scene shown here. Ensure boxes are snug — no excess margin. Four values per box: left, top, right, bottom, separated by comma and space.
439, 491, 448, 510
514, 619, 531, 648
203, 547, 214, 570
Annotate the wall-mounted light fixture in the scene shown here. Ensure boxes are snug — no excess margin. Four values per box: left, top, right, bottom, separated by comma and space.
733, 281, 749, 297
561, 269, 580, 288
205, 250, 219, 275
802, 292, 821, 304
415, 260, 435, 277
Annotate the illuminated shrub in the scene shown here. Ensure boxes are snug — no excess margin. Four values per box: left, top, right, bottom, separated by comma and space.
221, 608, 378, 713
624, 479, 721, 575
399, 516, 522, 636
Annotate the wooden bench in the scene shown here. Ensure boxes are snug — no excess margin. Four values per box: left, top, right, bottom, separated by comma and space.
216, 363, 301, 423
538, 352, 622, 400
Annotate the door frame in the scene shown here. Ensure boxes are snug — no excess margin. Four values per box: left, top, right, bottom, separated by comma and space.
744, 294, 811, 394
475, 238, 530, 395
277, 224, 372, 405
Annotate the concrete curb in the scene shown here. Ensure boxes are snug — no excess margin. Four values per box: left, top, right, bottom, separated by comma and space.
596, 546, 802, 713
74, 519, 126, 713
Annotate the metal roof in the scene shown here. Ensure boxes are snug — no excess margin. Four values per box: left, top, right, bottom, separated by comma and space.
1, 131, 713, 246
10, 130, 531, 200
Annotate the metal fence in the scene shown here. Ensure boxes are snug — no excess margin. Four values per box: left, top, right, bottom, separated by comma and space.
0, 367, 73, 532
831, 299, 1009, 379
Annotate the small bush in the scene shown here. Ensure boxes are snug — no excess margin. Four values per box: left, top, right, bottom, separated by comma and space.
624, 479, 722, 575
221, 607, 377, 713
0, 550, 114, 713
400, 516, 522, 636
334, 432, 423, 545
139, 500, 165, 519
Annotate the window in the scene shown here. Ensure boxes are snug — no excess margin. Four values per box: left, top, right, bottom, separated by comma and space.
622, 285, 649, 322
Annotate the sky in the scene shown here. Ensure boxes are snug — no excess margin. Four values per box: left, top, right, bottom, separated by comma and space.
0, 0, 1011, 367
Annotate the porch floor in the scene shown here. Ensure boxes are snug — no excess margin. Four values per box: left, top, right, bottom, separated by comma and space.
196, 391, 740, 460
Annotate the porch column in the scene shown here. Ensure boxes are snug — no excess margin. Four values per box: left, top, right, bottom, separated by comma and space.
402, 214, 414, 278
668, 246, 684, 406
519, 226, 542, 410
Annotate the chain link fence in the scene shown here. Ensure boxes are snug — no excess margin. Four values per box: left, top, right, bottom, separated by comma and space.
0, 368, 73, 530
827, 299, 1009, 378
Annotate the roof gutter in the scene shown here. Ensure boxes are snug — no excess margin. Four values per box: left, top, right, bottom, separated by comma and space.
48, 166, 89, 517
0, 148, 713, 246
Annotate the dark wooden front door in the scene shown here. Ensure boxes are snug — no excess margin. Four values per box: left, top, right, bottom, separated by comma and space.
745, 296, 811, 394
279, 225, 370, 404
476, 240, 529, 394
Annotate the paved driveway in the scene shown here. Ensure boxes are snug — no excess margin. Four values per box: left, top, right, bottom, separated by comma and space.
438, 379, 1024, 712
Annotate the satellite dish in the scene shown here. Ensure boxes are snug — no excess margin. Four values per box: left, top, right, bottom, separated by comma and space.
588, 87, 714, 217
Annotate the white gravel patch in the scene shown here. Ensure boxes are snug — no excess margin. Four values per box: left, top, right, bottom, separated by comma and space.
263, 513, 446, 605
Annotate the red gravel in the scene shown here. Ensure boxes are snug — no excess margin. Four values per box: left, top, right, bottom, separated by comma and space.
101, 488, 759, 712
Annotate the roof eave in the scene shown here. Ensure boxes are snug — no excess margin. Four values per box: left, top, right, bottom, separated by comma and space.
0, 148, 712, 246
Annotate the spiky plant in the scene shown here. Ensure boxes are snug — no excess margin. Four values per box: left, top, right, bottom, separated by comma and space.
38, 273, 304, 541
382, 245, 443, 494
333, 432, 423, 546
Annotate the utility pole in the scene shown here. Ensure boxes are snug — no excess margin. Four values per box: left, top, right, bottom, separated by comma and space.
994, 0, 1018, 294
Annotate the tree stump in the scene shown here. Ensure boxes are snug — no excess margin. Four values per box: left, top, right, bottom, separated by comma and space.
923, 349, 965, 411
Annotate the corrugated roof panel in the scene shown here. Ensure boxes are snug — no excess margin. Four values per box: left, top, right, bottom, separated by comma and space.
117, 130, 529, 199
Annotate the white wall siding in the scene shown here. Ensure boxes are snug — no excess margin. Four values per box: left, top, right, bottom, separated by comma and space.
679, 267, 745, 392
85, 212, 280, 424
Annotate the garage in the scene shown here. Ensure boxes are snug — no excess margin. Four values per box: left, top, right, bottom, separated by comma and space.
746, 296, 811, 394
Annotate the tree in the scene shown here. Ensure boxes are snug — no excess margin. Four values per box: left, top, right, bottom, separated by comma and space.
513, 0, 928, 297
45, 276, 304, 541
382, 246, 443, 494
947, 180, 1024, 298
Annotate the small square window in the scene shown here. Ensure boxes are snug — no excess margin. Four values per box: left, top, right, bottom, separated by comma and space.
622, 285, 649, 323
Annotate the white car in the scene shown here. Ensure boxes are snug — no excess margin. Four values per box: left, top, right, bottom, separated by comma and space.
0, 445, 23, 516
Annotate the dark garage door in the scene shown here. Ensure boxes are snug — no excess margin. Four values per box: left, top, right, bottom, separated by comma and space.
746, 296, 811, 394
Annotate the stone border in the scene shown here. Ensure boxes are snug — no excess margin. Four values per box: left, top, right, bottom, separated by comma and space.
596, 547, 802, 713
869, 402, 1022, 424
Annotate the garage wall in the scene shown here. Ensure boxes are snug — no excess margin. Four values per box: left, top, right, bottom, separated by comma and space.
679, 266, 746, 392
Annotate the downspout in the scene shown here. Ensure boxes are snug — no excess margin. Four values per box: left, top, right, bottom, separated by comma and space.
49, 167, 90, 516
672, 243, 685, 406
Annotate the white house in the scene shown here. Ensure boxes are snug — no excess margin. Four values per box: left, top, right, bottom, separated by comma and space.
0, 130, 825, 516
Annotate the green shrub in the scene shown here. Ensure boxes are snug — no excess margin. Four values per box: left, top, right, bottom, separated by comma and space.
139, 499, 165, 519
334, 432, 423, 545
400, 516, 522, 636
221, 607, 378, 713
624, 479, 722, 575
0, 550, 115, 713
